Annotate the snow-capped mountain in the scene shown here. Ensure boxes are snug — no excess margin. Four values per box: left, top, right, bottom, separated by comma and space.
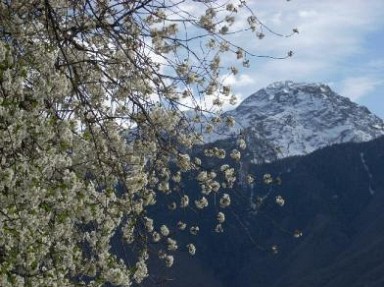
203, 81, 384, 162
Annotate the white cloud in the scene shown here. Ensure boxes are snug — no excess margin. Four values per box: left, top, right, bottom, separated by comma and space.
154, 0, 384, 117
217, 0, 384, 115
338, 77, 383, 101
222, 73, 254, 88
248, 0, 384, 56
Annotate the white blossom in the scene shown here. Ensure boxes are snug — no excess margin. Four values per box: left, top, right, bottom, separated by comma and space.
0, 0, 288, 284
180, 195, 190, 208
293, 230, 303, 238
220, 193, 231, 208
263, 173, 273, 184
177, 153, 191, 171
133, 259, 149, 283
237, 138, 247, 150
197, 171, 208, 182
275, 195, 285, 207
220, 164, 230, 171
217, 212, 226, 223
215, 224, 224, 233
172, 171, 182, 183
164, 255, 174, 268
246, 175, 255, 184
190, 226, 200, 235
194, 157, 202, 166
122, 223, 135, 244
152, 231, 161, 243
167, 238, 178, 251
144, 217, 154, 232
230, 149, 241, 161
177, 221, 187, 231
195, 196, 209, 209
186, 243, 196, 255
160, 225, 170, 237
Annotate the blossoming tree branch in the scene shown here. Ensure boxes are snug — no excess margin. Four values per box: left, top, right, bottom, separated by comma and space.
0, 0, 295, 286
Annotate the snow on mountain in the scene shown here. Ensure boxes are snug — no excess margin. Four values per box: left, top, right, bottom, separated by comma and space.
202, 81, 384, 162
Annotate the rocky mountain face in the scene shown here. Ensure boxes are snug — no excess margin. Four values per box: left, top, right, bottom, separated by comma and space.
125, 82, 384, 286
204, 81, 384, 162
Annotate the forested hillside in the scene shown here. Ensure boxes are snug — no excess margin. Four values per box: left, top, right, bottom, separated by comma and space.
143, 136, 384, 286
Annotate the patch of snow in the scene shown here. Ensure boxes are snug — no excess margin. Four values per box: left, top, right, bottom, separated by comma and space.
194, 81, 384, 161
360, 152, 375, 195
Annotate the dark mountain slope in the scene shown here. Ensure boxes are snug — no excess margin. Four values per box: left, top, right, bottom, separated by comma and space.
153, 136, 384, 287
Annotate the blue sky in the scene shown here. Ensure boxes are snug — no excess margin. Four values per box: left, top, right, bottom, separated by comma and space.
222, 0, 384, 118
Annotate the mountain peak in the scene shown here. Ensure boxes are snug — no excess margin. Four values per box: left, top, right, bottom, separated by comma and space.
266, 80, 323, 89
203, 81, 384, 162
240, 81, 346, 108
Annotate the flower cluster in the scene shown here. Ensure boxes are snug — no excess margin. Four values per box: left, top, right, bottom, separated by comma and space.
0, 0, 292, 286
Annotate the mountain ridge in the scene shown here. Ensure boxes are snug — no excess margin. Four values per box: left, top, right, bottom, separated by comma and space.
202, 81, 384, 162
137, 82, 384, 286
